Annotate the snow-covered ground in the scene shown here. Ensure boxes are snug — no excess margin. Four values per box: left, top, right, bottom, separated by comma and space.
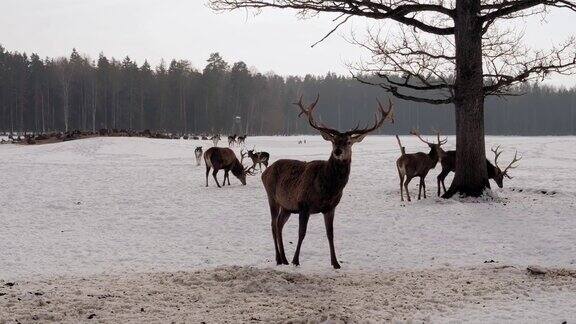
1, 136, 575, 322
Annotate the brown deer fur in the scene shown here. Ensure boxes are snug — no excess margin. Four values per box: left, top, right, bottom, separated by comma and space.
262, 95, 393, 269
203, 147, 249, 187
396, 131, 446, 201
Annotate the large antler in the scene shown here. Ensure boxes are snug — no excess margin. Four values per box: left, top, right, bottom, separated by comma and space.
502, 150, 522, 179
240, 149, 248, 165
344, 98, 394, 138
293, 94, 339, 136
491, 145, 504, 169
411, 129, 446, 146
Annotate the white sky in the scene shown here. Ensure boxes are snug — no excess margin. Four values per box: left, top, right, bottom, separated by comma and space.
1, 0, 575, 87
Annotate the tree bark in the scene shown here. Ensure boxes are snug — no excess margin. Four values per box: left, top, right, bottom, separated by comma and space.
443, 0, 490, 198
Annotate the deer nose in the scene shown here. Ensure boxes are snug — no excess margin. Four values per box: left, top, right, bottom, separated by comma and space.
334, 148, 342, 156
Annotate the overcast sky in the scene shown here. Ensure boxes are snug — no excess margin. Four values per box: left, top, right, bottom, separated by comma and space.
1, 0, 575, 87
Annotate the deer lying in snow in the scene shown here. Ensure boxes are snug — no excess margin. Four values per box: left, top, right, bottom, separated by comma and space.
194, 146, 203, 166
396, 130, 447, 201
262, 95, 393, 269
203, 147, 253, 187
437, 145, 522, 196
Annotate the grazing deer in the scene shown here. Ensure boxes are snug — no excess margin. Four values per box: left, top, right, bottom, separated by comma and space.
437, 145, 522, 196
211, 134, 221, 147
203, 147, 252, 187
237, 134, 247, 145
396, 131, 447, 202
228, 134, 237, 146
194, 146, 203, 166
262, 95, 393, 269
247, 147, 270, 172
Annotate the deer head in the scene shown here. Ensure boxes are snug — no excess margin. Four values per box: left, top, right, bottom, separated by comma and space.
411, 129, 447, 149
491, 146, 522, 188
294, 94, 393, 161
237, 149, 256, 184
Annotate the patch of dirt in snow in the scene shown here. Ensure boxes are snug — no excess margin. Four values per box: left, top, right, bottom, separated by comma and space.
1, 265, 575, 323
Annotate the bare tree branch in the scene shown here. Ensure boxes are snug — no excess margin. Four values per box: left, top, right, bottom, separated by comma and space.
210, 0, 455, 35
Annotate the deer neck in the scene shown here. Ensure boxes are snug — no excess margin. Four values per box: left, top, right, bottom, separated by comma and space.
486, 160, 497, 179
321, 155, 351, 191
427, 148, 439, 166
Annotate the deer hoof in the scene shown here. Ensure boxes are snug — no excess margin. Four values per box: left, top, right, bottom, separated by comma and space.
291, 260, 300, 266
332, 262, 341, 269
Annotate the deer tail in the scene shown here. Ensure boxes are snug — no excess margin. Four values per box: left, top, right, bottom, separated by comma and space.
395, 135, 405, 156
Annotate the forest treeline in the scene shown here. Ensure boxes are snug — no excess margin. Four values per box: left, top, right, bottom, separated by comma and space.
1, 45, 575, 136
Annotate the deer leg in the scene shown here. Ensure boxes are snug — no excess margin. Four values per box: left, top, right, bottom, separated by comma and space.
323, 209, 340, 269
212, 169, 221, 188
205, 166, 211, 187
422, 177, 427, 199
418, 178, 423, 200
404, 177, 412, 202
399, 173, 405, 202
276, 209, 291, 265
223, 170, 231, 186
268, 200, 281, 265
292, 210, 310, 266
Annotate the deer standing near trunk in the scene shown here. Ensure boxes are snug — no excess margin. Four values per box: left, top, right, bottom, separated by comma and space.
262, 95, 393, 269
203, 147, 253, 187
396, 131, 447, 201
437, 146, 522, 196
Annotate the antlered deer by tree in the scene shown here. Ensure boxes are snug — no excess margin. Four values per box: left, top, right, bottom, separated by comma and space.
210, 0, 576, 198
437, 146, 522, 196
261, 95, 393, 269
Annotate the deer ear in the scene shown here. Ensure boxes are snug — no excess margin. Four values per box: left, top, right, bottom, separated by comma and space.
350, 133, 368, 143
319, 130, 333, 141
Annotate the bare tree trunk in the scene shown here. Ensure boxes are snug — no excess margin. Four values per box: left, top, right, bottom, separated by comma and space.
443, 0, 489, 198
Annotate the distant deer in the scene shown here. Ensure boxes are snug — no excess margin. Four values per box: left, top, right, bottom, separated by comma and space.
396, 130, 447, 201
437, 145, 522, 196
237, 135, 247, 145
246, 147, 270, 172
228, 134, 237, 146
211, 134, 221, 147
203, 147, 253, 187
194, 146, 203, 166
262, 95, 393, 269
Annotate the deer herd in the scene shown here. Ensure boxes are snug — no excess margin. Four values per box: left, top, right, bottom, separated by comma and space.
191, 95, 522, 269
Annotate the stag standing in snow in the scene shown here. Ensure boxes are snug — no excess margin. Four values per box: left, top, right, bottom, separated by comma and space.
395, 131, 447, 202
262, 95, 393, 269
